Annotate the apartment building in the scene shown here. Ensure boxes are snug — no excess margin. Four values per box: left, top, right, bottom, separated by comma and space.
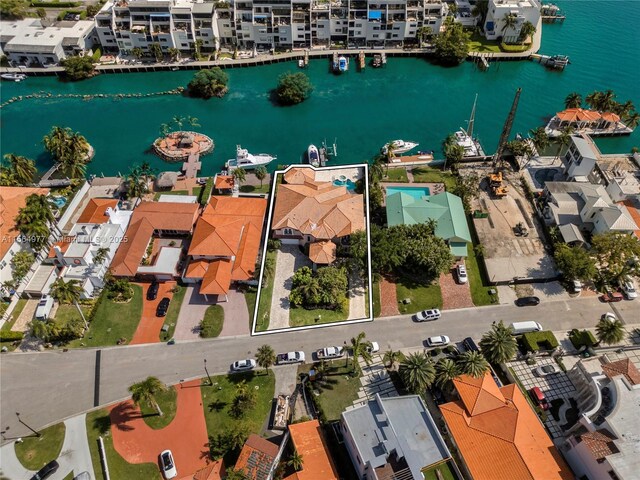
483, 0, 540, 43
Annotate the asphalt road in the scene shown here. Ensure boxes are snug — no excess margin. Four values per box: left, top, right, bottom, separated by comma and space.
1, 295, 637, 443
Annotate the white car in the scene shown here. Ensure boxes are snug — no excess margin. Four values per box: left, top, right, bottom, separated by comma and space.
535, 364, 561, 376
571, 279, 583, 294
414, 309, 441, 322
231, 359, 256, 372
160, 450, 177, 479
456, 264, 468, 284
367, 342, 380, 354
427, 335, 450, 347
602, 312, 617, 322
620, 277, 637, 299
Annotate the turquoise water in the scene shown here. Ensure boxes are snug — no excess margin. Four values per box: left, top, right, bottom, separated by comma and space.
386, 186, 431, 199
333, 178, 357, 190
0, 0, 638, 177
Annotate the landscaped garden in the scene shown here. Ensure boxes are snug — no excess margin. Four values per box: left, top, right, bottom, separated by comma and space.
15, 423, 66, 471
411, 167, 457, 191
0, 298, 27, 351
254, 249, 276, 332
422, 460, 458, 480
382, 167, 409, 183
139, 385, 178, 430
200, 305, 224, 338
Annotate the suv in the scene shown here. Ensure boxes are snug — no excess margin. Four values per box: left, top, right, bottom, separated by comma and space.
619, 277, 637, 300
147, 281, 159, 301
463, 337, 480, 352
31, 460, 59, 480
456, 264, 468, 284
414, 309, 441, 322
528, 387, 550, 410
515, 296, 540, 307
156, 297, 170, 317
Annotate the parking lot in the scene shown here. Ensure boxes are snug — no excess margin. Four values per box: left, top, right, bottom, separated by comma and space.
508, 356, 577, 438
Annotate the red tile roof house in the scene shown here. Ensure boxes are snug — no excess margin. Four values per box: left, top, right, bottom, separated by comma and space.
110, 201, 199, 281
285, 420, 339, 480
183, 196, 267, 301
233, 434, 279, 479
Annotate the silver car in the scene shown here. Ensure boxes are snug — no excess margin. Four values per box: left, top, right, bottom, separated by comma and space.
232, 359, 256, 372
414, 309, 441, 322
535, 364, 561, 376
426, 335, 450, 347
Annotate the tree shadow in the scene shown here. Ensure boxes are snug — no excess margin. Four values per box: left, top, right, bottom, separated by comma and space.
109, 403, 139, 431
208, 400, 227, 413
92, 414, 112, 435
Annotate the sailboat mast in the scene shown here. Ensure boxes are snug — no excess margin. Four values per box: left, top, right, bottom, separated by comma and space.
468, 93, 478, 139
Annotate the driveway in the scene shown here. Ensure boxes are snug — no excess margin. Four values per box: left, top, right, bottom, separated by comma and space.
440, 264, 474, 310
0, 414, 95, 480
268, 245, 311, 330
173, 285, 208, 341
379, 276, 399, 317
109, 379, 210, 477
347, 270, 367, 320
130, 282, 176, 345
219, 289, 250, 337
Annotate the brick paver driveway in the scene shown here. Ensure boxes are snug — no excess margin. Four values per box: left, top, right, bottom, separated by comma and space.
440, 263, 474, 310
268, 244, 311, 330
130, 282, 175, 345
379, 276, 399, 317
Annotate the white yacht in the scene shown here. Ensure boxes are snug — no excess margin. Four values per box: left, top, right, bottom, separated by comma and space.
225, 145, 276, 170
381, 140, 419, 155
307, 144, 320, 167
455, 94, 485, 157
1, 73, 27, 82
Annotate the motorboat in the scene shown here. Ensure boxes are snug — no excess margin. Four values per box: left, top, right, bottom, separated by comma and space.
455, 129, 483, 157
338, 56, 348, 72
1, 73, 27, 82
372, 54, 383, 68
298, 59, 305, 68
225, 145, 276, 170
307, 144, 320, 167
381, 140, 419, 155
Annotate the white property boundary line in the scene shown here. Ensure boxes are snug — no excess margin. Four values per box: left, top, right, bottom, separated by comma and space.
251, 163, 374, 336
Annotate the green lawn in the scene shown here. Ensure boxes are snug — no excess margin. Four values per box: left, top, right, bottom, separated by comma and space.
468, 32, 502, 53
192, 186, 203, 197
200, 305, 224, 338
411, 167, 457, 191
372, 280, 381, 318
160, 285, 186, 342
244, 287, 257, 330
239, 184, 271, 194
15, 423, 66, 470
422, 461, 457, 480
382, 168, 409, 183
86, 409, 160, 480
255, 250, 277, 332
465, 243, 498, 306
396, 274, 443, 315
153, 190, 188, 201
53, 304, 91, 328
139, 386, 178, 429
69, 285, 143, 348
301, 361, 362, 422
289, 302, 349, 327
1, 298, 27, 351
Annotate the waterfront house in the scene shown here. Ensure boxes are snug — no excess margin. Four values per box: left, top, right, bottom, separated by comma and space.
271, 166, 365, 266
385, 191, 471, 258
440, 372, 574, 480
546, 108, 633, 137
184, 195, 267, 300
110, 201, 199, 281
562, 356, 640, 480
234, 434, 279, 480
287, 420, 339, 480
341, 394, 458, 480
483, 0, 541, 43
0, 187, 49, 297
0, 18, 97, 66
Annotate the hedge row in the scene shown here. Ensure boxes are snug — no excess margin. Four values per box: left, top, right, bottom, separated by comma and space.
199, 177, 214, 206
0, 330, 24, 342
521, 330, 559, 352
569, 329, 597, 349
31, 1, 81, 7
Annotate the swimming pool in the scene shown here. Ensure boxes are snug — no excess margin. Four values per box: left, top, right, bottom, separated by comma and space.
385, 186, 430, 199
333, 179, 357, 191
51, 196, 67, 208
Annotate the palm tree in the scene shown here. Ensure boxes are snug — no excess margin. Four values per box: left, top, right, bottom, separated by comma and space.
93, 247, 109, 266
261, 255, 275, 285
167, 47, 180, 62
554, 125, 574, 160
435, 358, 459, 390
623, 110, 640, 129
132, 47, 144, 59
501, 13, 518, 40
518, 21, 536, 44
0, 164, 18, 186
254, 166, 267, 188
596, 317, 625, 345
479, 320, 517, 364
288, 449, 304, 472
232, 168, 247, 187
129, 376, 168, 416
614, 100, 635, 118
383, 349, 405, 371
43, 126, 72, 162
127, 165, 148, 201
225, 468, 249, 480
3, 154, 36, 185
256, 344, 276, 374
585, 91, 602, 111
417, 26, 433, 46
599, 89, 616, 112
564, 92, 582, 110
371, 156, 385, 183
15, 193, 56, 251
139, 161, 156, 184
43, 127, 90, 178
50, 278, 87, 328
457, 351, 490, 378
349, 331, 373, 373
399, 352, 435, 394
529, 126, 550, 153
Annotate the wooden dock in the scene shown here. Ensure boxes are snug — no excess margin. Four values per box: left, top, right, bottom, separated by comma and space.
387, 153, 435, 167
358, 51, 366, 70
182, 153, 202, 179
542, 15, 566, 23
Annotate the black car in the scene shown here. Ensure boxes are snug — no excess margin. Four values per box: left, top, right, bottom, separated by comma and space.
156, 297, 171, 317
515, 296, 540, 307
31, 460, 59, 480
463, 337, 480, 352
147, 282, 159, 301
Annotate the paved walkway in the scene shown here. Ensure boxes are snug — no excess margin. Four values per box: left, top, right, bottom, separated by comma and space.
345, 353, 398, 411
268, 245, 311, 330
10, 300, 37, 333
347, 271, 367, 320
173, 285, 208, 341
379, 276, 400, 317
130, 282, 175, 345
0, 414, 94, 480
219, 289, 250, 337
109, 379, 210, 478
440, 264, 474, 310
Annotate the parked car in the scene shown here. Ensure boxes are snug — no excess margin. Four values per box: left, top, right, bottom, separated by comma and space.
463, 337, 480, 352
231, 359, 256, 372
34, 295, 54, 320
156, 297, 170, 316
366, 341, 380, 354
602, 312, 617, 322
426, 335, 450, 347
570, 279, 583, 294
414, 309, 441, 322
317, 346, 344, 359
147, 281, 159, 300
515, 296, 540, 307
160, 449, 177, 479
535, 364, 560, 376
528, 386, 550, 410
31, 460, 59, 480
277, 351, 305, 364
510, 321, 543, 335
619, 277, 637, 300
599, 290, 624, 303
456, 264, 468, 284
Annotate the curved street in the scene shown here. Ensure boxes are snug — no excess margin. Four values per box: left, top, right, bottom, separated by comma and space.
1, 295, 638, 445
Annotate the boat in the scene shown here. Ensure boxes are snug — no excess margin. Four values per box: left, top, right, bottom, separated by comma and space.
372, 54, 383, 68
298, 59, 305, 68
338, 56, 348, 72
1, 73, 27, 82
381, 140, 419, 155
455, 94, 485, 157
307, 144, 320, 167
225, 145, 276, 170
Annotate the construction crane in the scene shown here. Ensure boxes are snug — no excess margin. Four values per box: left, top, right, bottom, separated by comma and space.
493, 87, 522, 169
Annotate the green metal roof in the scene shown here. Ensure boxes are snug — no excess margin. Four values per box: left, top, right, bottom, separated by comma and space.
386, 191, 472, 254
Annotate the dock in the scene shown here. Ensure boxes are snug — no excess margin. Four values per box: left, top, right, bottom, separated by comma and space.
541, 4, 566, 22
358, 51, 366, 70
530, 54, 569, 70
387, 153, 435, 167
181, 153, 202, 179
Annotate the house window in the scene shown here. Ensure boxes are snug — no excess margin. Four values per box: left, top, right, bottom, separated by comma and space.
608, 472, 620, 480
0, 261, 6, 269
284, 228, 294, 235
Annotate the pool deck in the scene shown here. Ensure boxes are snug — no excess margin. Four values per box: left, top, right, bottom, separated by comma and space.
381, 182, 445, 206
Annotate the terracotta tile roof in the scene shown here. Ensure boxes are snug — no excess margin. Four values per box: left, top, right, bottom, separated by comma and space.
579, 429, 619, 461
272, 168, 364, 243
556, 108, 602, 123
0, 186, 49, 258
601, 112, 621, 123
602, 358, 640, 385
47, 236, 75, 258
184, 259, 209, 279
110, 201, 198, 276
192, 460, 225, 480
440, 373, 573, 480
308, 241, 336, 264
77, 198, 119, 224
234, 434, 279, 480
621, 200, 640, 239
214, 175, 234, 190
200, 259, 232, 295
288, 420, 338, 480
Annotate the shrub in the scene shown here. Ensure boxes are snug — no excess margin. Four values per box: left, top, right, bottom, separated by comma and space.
521, 331, 559, 352
0, 330, 24, 341
500, 42, 531, 53
199, 177, 214, 206
61, 55, 95, 81
275, 72, 313, 105
188, 68, 229, 99
569, 329, 597, 349
267, 239, 281, 251
30, 1, 82, 7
